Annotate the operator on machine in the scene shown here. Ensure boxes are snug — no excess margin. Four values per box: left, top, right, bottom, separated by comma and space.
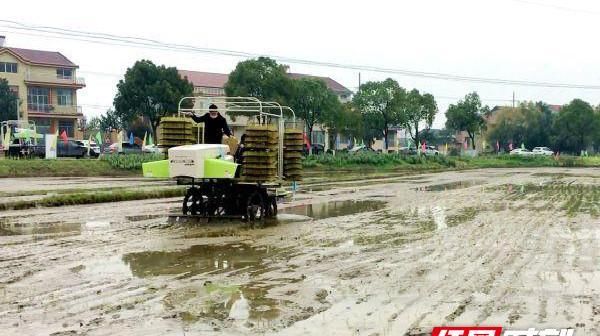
191, 104, 232, 144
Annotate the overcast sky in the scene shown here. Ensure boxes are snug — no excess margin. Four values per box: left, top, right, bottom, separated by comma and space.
2, 0, 600, 128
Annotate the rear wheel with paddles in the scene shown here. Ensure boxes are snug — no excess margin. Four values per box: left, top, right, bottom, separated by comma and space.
246, 190, 266, 226
182, 187, 207, 216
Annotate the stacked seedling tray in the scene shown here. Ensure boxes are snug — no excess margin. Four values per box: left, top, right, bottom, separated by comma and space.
283, 128, 303, 181
159, 117, 195, 148
241, 124, 279, 182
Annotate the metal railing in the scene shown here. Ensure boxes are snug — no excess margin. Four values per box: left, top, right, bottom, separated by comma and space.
25, 72, 85, 86
27, 103, 82, 114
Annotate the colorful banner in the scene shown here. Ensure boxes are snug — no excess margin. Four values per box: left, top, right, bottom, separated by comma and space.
2, 127, 11, 149
45, 134, 57, 159
60, 130, 68, 145
95, 131, 103, 146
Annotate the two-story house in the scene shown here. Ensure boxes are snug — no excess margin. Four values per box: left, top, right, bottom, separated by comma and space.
0, 37, 85, 138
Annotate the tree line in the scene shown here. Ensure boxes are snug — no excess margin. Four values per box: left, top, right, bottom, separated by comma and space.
71, 57, 600, 154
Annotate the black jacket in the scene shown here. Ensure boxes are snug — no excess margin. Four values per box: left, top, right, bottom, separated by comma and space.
191, 113, 232, 144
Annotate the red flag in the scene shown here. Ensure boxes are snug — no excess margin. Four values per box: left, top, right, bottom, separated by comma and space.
60, 130, 68, 145
421, 142, 426, 153
463, 141, 468, 150
303, 132, 311, 147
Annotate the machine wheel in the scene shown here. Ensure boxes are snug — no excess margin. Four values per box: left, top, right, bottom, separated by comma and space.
266, 197, 277, 218
246, 190, 266, 223
182, 187, 205, 216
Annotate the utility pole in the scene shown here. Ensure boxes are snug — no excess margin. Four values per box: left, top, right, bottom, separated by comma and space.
358, 72, 361, 90
512, 91, 515, 109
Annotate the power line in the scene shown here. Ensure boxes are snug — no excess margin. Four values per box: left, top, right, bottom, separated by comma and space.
509, 0, 600, 16
2, 19, 600, 90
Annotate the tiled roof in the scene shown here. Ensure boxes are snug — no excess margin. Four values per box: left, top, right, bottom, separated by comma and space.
548, 104, 562, 113
178, 70, 352, 94
1, 47, 77, 67
288, 73, 352, 94
178, 70, 229, 88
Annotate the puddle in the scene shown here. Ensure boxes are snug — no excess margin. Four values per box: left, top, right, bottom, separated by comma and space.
415, 180, 483, 192
125, 214, 164, 222
163, 282, 285, 323
279, 200, 386, 220
0, 221, 81, 235
122, 243, 277, 278
0, 220, 113, 236
122, 244, 289, 323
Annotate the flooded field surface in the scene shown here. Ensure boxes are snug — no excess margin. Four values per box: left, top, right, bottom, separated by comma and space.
1, 168, 599, 335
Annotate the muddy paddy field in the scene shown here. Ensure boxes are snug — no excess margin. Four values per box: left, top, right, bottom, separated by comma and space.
1, 168, 599, 335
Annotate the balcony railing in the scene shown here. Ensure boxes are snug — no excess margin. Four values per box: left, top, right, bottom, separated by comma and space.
27, 104, 82, 115
24, 72, 85, 86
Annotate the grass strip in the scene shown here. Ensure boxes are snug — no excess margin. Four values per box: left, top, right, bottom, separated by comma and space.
0, 187, 185, 211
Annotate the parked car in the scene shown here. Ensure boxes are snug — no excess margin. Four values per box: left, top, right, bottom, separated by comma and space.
57, 139, 87, 158
142, 144, 162, 154
422, 145, 440, 156
107, 142, 143, 154
303, 143, 325, 155
532, 146, 553, 156
510, 148, 533, 156
79, 140, 101, 158
348, 145, 375, 154
399, 146, 418, 155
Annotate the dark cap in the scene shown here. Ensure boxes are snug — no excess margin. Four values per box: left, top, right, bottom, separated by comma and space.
209, 104, 218, 112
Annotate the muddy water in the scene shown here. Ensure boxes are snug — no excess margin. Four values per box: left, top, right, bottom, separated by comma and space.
279, 200, 386, 219
122, 243, 275, 278
415, 180, 483, 191
2, 168, 600, 336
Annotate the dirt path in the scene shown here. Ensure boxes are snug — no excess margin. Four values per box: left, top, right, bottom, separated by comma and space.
1, 168, 599, 335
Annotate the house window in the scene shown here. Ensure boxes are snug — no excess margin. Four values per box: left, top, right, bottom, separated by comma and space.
30, 118, 51, 134
57, 89, 73, 106
0, 62, 18, 73
58, 119, 74, 137
27, 87, 50, 112
56, 68, 73, 79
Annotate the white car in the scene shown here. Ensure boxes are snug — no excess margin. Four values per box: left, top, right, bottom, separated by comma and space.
509, 148, 533, 156
143, 144, 162, 154
422, 145, 440, 156
531, 147, 553, 156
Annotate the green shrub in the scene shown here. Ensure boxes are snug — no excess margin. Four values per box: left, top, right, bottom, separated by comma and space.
101, 153, 165, 170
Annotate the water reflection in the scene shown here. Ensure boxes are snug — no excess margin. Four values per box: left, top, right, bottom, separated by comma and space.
279, 200, 386, 220
121, 243, 273, 278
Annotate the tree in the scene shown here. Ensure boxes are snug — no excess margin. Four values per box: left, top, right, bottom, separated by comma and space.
86, 116, 101, 132
224, 57, 294, 107
486, 102, 583, 152
552, 99, 598, 153
353, 79, 405, 150
445, 92, 489, 149
291, 77, 340, 150
400, 89, 437, 148
486, 107, 526, 150
113, 60, 193, 136
0, 79, 19, 122
323, 102, 364, 148
99, 109, 124, 132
